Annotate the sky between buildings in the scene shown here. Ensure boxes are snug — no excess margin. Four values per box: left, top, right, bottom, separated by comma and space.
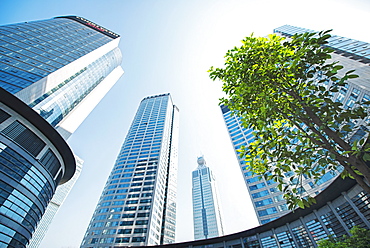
1, 0, 370, 247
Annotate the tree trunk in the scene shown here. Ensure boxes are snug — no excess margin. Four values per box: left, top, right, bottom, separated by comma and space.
338, 160, 370, 194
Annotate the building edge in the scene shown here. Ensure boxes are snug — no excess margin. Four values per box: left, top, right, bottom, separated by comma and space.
0, 87, 76, 184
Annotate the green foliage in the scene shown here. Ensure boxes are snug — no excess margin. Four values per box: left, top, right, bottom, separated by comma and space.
209, 30, 370, 209
318, 226, 370, 248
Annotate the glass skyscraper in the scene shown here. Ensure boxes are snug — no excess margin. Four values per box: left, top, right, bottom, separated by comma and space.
0, 16, 123, 140
221, 26, 370, 225
0, 16, 123, 247
192, 156, 223, 240
81, 93, 179, 247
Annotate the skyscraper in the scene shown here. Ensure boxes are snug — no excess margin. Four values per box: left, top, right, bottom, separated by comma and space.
81, 93, 179, 247
0, 16, 123, 140
221, 26, 370, 225
192, 156, 223, 240
0, 16, 123, 247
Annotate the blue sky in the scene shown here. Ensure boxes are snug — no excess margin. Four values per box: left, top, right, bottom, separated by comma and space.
1, 0, 370, 247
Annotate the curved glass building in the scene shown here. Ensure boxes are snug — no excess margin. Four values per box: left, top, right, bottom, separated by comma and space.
0, 88, 76, 247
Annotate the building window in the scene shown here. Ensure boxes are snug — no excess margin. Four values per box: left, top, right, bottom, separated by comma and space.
120, 221, 134, 226
251, 190, 269, 199
135, 220, 149, 225
137, 212, 150, 217
258, 207, 278, 217
132, 237, 146, 242
122, 213, 135, 218
124, 206, 137, 211
249, 182, 266, 191
117, 229, 132, 234
255, 198, 273, 207
115, 237, 130, 243
134, 228, 147, 233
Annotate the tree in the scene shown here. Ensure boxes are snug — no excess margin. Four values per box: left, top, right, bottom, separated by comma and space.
318, 226, 370, 248
208, 30, 370, 209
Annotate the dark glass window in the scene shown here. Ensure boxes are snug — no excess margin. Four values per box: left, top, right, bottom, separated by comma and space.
137, 213, 150, 218
140, 199, 152, 204
138, 205, 151, 210
0, 109, 11, 123
134, 228, 147, 233
120, 221, 134, 226
124, 207, 137, 211
2, 121, 45, 156
117, 229, 132, 234
135, 220, 148, 225
39, 149, 61, 177
132, 237, 146, 242
115, 237, 130, 243
122, 213, 135, 218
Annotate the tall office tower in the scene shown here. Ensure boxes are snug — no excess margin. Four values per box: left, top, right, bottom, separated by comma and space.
0, 16, 124, 140
192, 156, 223, 240
81, 93, 179, 247
221, 26, 370, 225
27, 156, 83, 248
0, 16, 123, 247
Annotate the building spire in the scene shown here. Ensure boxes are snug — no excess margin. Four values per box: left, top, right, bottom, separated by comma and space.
197, 155, 207, 169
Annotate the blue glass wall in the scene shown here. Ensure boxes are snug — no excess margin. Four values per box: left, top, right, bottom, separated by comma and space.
0, 17, 112, 94
221, 105, 290, 224
0, 143, 56, 247
274, 25, 370, 60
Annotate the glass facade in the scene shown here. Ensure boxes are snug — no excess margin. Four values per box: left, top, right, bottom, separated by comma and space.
81, 93, 179, 247
29, 47, 122, 129
27, 156, 83, 248
0, 89, 75, 248
0, 17, 114, 94
220, 26, 370, 225
273, 25, 370, 60
221, 105, 291, 224
0, 16, 124, 139
192, 156, 223, 240
0, 16, 123, 247
0, 143, 56, 247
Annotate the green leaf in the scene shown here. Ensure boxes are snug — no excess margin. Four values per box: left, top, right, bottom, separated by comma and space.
297, 200, 305, 209
348, 74, 359, 78
363, 153, 370, 161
